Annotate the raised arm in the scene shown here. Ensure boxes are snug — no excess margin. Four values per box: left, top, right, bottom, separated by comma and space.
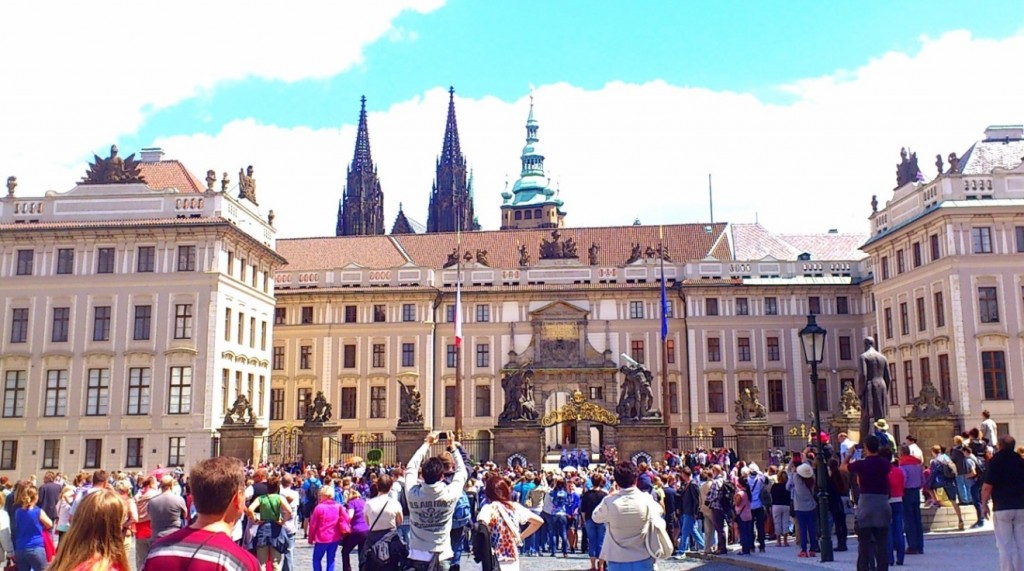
404, 434, 435, 491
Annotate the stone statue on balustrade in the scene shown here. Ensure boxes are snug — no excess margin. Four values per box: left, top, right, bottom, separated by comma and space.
499, 364, 539, 423
906, 381, 953, 420
397, 380, 424, 426
858, 337, 891, 441
734, 386, 767, 422
616, 356, 658, 422
223, 393, 256, 425
305, 391, 333, 424
839, 379, 861, 417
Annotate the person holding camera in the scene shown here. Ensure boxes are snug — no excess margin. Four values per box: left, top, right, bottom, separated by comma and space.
404, 433, 467, 571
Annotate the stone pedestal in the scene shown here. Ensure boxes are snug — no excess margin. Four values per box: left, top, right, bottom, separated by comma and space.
394, 425, 430, 466
828, 413, 861, 443
493, 425, 545, 469
301, 423, 339, 466
615, 422, 668, 465
907, 416, 957, 457
219, 424, 265, 464
733, 420, 771, 469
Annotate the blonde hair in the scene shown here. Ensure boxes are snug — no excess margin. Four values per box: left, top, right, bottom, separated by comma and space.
49, 488, 130, 571
19, 485, 38, 508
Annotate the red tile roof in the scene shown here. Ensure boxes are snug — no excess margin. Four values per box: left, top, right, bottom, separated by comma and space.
139, 161, 205, 193
277, 223, 730, 271
0, 217, 228, 232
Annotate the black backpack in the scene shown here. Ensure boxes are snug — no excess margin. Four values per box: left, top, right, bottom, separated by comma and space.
362, 530, 408, 571
719, 480, 736, 517
470, 520, 500, 571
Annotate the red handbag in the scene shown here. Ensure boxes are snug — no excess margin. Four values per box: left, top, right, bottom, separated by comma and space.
42, 530, 56, 562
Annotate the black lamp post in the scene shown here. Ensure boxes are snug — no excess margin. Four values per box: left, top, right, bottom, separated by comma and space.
799, 314, 832, 562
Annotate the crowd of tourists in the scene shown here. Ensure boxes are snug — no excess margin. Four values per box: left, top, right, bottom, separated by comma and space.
1, 410, 1023, 571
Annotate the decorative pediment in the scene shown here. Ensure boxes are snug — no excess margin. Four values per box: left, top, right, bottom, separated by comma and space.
164, 347, 198, 357
976, 332, 1009, 345
337, 374, 360, 384
529, 300, 589, 320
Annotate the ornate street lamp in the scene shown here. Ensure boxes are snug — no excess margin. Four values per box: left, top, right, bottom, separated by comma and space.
798, 314, 832, 562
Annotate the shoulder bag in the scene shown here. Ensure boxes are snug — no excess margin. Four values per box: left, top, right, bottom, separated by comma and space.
643, 502, 674, 560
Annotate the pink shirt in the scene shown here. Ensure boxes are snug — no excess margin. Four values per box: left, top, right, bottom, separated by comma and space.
733, 490, 752, 522
307, 500, 349, 544
888, 464, 905, 502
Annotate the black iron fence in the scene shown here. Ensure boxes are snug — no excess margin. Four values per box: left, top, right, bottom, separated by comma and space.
322, 434, 495, 467
666, 434, 738, 452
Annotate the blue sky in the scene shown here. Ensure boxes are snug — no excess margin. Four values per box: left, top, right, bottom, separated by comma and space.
2, 2, 1023, 238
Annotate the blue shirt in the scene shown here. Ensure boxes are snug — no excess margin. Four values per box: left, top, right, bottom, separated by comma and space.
14, 507, 43, 550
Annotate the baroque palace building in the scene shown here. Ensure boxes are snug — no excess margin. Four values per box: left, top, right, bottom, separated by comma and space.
1, 122, 1022, 476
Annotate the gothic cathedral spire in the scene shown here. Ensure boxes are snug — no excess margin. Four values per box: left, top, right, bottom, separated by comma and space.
336, 96, 385, 236
427, 87, 478, 233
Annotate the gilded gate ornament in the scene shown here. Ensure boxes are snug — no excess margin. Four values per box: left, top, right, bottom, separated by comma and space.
540, 389, 618, 427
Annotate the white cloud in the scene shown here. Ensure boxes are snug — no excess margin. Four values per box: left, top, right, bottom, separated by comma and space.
146, 30, 1024, 241
0, 0, 443, 189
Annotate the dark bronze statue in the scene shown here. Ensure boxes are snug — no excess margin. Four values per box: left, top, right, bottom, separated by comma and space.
5, 176, 15, 197
588, 243, 600, 266
305, 390, 332, 424
238, 165, 258, 204
499, 365, 539, 423
935, 153, 944, 176
626, 243, 643, 264
871, 195, 878, 213
895, 147, 921, 188
616, 359, 657, 422
858, 337, 891, 440
444, 247, 460, 268
948, 152, 960, 173
223, 393, 255, 425
268, 210, 276, 227
82, 145, 146, 185
518, 244, 531, 267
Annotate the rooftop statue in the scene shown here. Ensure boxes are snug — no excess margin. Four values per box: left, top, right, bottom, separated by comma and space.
82, 145, 146, 185
223, 394, 255, 425
205, 170, 217, 192
539, 230, 579, 260
238, 165, 258, 204
895, 147, 921, 188
626, 243, 643, 264
6, 176, 15, 197
588, 243, 600, 266
518, 244, 531, 267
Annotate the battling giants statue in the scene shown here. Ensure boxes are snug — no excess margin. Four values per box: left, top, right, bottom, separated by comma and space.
616, 354, 659, 422
397, 380, 424, 425
305, 391, 332, 424
858, 337, 891, 441
499, 364, 539, 423
223, 394, 256, 425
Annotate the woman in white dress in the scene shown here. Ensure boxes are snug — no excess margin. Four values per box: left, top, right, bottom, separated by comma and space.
474, 475, 543, 571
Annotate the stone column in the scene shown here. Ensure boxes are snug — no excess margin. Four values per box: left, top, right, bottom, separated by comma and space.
492, 425, 545, 469
828, 412, 860, 442
733, 420, 771, 469
906, 416, 957, 456
219, 424, 265, 464
394, 425, 430, 466
300, 423, 339, 466
614, 422, 668, 465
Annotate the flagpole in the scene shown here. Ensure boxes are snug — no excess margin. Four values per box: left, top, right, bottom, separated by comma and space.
454, 191, 463, 441
659, 227, 671, 422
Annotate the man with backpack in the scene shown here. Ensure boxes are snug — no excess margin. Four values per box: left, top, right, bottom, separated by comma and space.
301, 468, 322, 539
404, 433, 467, 571
747, 463, 768, 553
964, 447, 986, 528
929, 445, 965, 530
705, 465, 730, 555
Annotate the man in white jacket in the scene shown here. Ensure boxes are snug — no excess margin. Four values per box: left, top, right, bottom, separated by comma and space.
592, 462, 663, 571
404, 433, 467, 571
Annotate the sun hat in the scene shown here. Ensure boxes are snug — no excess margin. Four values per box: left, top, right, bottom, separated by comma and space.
874, 419, 889, 431
796, 463, 814, 478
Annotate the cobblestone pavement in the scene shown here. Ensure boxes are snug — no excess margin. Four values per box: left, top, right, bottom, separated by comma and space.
290, 540, 750, 571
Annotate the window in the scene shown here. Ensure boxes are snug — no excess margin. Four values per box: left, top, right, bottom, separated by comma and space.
340, 387, 357, 419
972, 227, 993, 254
221, 370, 229, 414
982, 351, 1008, 400
226, 251, 234, 275
1017, 227, 1024, 253
10, 308, 28, 343
836, 296, 849, 315
92, 306, 111, 341
666, 339, 676, 364
270, 389, 284, 421
889, 363, 899, 405
2, 371, 25, 418
125, 438, 143, 468
899, 302, 909, 335
174, 304, 193, 339
766, 337, 780, 361
343, 344, 356, 368
300, 345, 312, 369
445, 304, 456, 323
85, 369, 110, 416
707, 338, 721, 362
979, 287, 999, 323
56, 249, 74, 274
903, 361, 915, 403
911, 297, 925, 332
934, 291, 945, 327
177, 245, 196, 271
707, 381, 724, 413
920, 356, 931, 388
938, 354, 952, 402
301, 306, 314, 324
168, 437, 186, 467
589, 386, 604, 401
668, 382, 679, 414
912, 242, 922, 268
97, 248, 115, 274
372, 343, 385, 368
446, 344, 457, 368
137, 246, 155, 272
476, 304, 490, 322
402, 304, 416, 322
275, 308, 286, 325
816, 378, 830, 412
475, 385, 491, 417
705, 298, 719, 316
402, 342, 415, 367
930, 234, 941, 261
44, 370, 68, 417
738, 379, 754, 397
16, 250, 34, 276
768, 379, 784, 412
0, 441, 17, 471
764, 297, 778, 315
84, 439, 101, 469
237, 312, 244, 344
134, 305, 152, 340
809, 296, 821, 315
737, 337, 751, 361
735, 298, 749, 316
881, 256, 890, 280
272, 346, 284, 370
884, 307, 893, 339
42, 440, 60, 470
260, 321, 267, 351
629, 301, 644, 319
838, 336, 852, 361
52, 307, 70, 342
468, 342, 488, 368
444, 386, 456, 417
631, 340, 645, 364
168, 367, 192, 414
345, 305, 358, 323
373, 305, 386, 323
126, 368, 150, 416
296, 388, 312, 420
370, 386, 387, 418
896, 249, 905, 274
